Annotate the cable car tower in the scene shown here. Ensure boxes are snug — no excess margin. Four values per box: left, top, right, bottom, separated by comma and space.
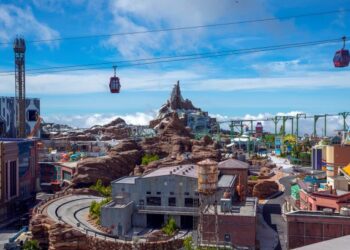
14, 37, 26, 138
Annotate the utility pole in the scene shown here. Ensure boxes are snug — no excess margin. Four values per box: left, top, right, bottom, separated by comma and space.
270, 116, 283, 136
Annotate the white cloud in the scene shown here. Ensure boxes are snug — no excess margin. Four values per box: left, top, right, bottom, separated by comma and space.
0, 4, 59, 46
45, 112, 156, 128
213, 111, 349, 136
1, 67, 349, 94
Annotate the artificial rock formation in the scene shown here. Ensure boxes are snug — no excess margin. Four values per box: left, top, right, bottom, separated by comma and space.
51, 117, 131, 141
252, 181, 279, 199
72, 140, 142, 187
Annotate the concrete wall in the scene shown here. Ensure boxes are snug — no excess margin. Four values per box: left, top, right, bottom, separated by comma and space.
101, 201, 134, 236
287, 213, 350, 249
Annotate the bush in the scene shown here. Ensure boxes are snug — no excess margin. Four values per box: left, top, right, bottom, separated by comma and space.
90, 179, 112, 197
23, 239, 41, 250
89, 197, 112, 224
183, 236, 193, 250
162, 217, 178, 236
141, 154, 159, 165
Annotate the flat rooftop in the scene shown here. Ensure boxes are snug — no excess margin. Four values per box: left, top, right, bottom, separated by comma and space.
55, 162, 78, 169
287, 210, 350, 219
294, 235, 350, 250
112, 176, 140, 185
142, 164, 197, 178
204, 197, 257, 217
218, 175, 236, 188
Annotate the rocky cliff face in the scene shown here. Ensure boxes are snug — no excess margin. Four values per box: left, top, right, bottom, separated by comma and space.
51, 118, 131, 141
72, 140, 142, 187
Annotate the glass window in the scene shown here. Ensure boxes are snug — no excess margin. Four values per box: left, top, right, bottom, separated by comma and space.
185, 198, 199, 207
146, 196, 161, 206
168, 197, 176, 206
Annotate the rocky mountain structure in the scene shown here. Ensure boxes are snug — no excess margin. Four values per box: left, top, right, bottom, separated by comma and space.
49, 118, 132, 141
150, 81, 217, 135
72, 139, 142, 186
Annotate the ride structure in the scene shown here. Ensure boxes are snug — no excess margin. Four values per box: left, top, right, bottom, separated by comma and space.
14, 37, 26, 138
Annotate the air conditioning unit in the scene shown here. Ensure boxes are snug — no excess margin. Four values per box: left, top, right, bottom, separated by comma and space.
340, 207, 350, 216
323, 208, 333, 215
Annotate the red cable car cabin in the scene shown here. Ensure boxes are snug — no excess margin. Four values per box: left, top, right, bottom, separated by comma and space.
109, 76, 121, 93
109, 66, 121, 93
333, 49, 350, 67
333, 36, 350, 68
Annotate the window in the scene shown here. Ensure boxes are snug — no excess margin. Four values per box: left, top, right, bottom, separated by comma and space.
170, 192, 175, 195
146, 191, 151, 195
156, 191, 161, 195
168, 197, 176, 206
146, 197, 161, 206
185, 198, 199, 207
9, 161, 17, 198
184, 192, 190, 196
27, 110, 38, 122
62, 170, 72, 181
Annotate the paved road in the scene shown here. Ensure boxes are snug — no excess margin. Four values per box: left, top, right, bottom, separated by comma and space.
0, 228, 18, 249
263, 175, 295, 250
261, 155, 296, 250
46, 195, 103, 233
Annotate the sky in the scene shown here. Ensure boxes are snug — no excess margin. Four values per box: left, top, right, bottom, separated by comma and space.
0, 0, 350, 135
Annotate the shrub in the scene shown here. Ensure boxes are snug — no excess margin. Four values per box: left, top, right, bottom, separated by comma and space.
90, 179, 112, 197
23, 239, 40, 250
141, 154, 159, 165
162, 217, 178, 236
89, 197, 112, 224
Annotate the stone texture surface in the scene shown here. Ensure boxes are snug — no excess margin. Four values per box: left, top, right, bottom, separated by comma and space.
72, 140, 142, 187
252, 181, 279, 199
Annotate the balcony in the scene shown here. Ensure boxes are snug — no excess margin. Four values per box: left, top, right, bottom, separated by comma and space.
136, 205, 199, 216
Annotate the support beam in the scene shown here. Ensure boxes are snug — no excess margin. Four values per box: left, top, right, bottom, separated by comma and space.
295, 113, 306, 138
339, 112, 350, 132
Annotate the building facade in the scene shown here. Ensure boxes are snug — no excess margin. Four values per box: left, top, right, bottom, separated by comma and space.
287, 210, 350, 249
0, 97, 40, 138
0, 139, 39, 222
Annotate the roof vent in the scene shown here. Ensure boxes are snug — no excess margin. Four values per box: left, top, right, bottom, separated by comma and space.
170, 171, 172, 175
183, 171, 186, 175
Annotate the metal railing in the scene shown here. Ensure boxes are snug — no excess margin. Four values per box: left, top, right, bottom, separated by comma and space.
137, 205, 199, 215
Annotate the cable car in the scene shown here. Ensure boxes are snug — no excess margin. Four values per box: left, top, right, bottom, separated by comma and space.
109, 66, 121, 93
333, 36, 350, 68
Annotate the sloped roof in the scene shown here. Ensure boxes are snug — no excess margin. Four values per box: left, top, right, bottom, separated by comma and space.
218, 158, 249, 169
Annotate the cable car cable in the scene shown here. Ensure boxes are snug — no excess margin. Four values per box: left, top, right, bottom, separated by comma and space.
0, 37, 345, 76
0, 9, 348, 45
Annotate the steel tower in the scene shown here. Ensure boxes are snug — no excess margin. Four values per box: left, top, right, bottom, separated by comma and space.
13, 38, 26, 138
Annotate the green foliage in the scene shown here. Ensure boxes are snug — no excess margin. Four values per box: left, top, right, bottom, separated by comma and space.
90, 179, 112, 197
89, 197, 112, 224
283, 134, 296, 145
263, 134, 275, 146
23, 240, 41, 250
141, 154, 160, 165
162, 217, 178, 236
249, 176, 259, 181
183, 236, 193, 250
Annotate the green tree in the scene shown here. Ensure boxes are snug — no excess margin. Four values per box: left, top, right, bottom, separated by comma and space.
23, 239, 40, 250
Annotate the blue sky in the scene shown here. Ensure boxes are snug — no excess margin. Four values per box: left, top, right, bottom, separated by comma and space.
0, 0, 350, 134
